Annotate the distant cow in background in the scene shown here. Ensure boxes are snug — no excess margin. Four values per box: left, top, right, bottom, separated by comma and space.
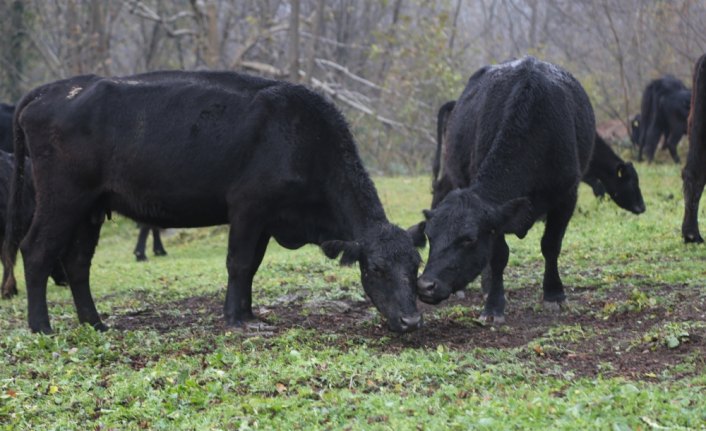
0, 102, 165, 261
638, 76, 691, 163
682, 54, 706, 243
582, 135, 645, 214
0, 103, 14, 153
0, 151, 67, 298
433, 102, 645, 214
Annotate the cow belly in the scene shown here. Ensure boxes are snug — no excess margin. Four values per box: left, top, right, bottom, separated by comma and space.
268, 203, 338, 249
109, 193, 228, 228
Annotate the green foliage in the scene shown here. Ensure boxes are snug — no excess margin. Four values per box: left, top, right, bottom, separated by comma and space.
1, 164, 706, 429
634, 321, 705, 351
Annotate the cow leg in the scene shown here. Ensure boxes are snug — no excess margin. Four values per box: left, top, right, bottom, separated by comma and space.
224, 225, 270, 326
480, 264, 491, 295
666, 132, 682, 164
682, 155, 706, 243
21, 217, 79, 333
1, 245, 18, 298
134, 226, 150, 261
541, 195, 577, 308
642, 126, 662, 163
152, 229, 167, 256
61, 219, 106, 330
479, 236, 509, 323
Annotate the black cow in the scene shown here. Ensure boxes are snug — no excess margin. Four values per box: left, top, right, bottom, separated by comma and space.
3, 71, 422, 334
134, 225, 167, 261
581, 135, 645, 214
682, 54, 706, 243
638, 76, 691, 163
0, 103, 14, 153
435, 101, 644, 214
0, 151, 67, 298
413, 57, 595, 322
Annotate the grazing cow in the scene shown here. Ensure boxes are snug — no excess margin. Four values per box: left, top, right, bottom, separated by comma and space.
581, 135, 645, 214
133, 225, 167, 261
0, 151, 67, 298
3, 71, 422, 334
638, 76, 691, 163
413, 57, 595, 322
0, 103, 14, 153
434, 101, 644, 215
682, 54, 706, 243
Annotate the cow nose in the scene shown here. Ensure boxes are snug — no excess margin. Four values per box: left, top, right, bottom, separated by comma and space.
634, 204, 646, 214
399, 313, 423, 331
417, 278, 436, 295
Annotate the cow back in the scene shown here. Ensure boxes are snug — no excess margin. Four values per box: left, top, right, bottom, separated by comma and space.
440, 57, 595, 212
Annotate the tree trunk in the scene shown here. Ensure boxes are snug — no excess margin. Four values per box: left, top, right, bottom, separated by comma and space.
8, 0, 25, 101
288, 0, 300, 82
448, 0, 462, 53
304, 0, 325, 84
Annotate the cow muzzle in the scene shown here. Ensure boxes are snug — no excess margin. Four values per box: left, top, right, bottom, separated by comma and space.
397, 313, 423, 333
417, 276, 449, 304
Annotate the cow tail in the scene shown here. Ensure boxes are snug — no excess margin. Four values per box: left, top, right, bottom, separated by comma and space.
433, 101, 456, 187
2, 97, 31, 297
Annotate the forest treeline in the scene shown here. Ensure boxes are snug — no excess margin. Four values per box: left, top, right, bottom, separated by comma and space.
1, 0, 705, 173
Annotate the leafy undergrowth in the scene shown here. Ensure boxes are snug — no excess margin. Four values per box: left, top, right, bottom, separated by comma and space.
1, 163, 706, 430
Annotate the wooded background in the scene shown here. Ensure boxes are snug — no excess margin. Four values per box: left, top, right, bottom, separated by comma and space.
1, 0, 705, 173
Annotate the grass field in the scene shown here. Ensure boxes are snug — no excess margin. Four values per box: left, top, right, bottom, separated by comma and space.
1, 160, 705, 430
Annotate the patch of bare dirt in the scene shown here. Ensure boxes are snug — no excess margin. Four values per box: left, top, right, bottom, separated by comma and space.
109, 282, 706, 380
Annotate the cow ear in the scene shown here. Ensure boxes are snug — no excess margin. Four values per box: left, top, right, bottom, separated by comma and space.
494, 198, 533, 239
321, 240, 361, 266
617, 163, 626, 178
407, 222, 427, 248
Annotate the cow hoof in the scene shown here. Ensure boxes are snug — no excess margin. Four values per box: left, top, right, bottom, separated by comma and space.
542, 300, 568, 312
92, 322, 109, 332
135, 254, 148, 262
1, 287, 18, 299
154, 250, 168, 257
684, 234, 704, 244
30, 324, 54, 335
478, 312, 505, 325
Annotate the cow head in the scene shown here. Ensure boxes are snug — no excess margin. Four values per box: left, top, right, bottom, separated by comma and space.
321, 224, 422, 333
417, 189, 532, 304
605, 162, 646, 214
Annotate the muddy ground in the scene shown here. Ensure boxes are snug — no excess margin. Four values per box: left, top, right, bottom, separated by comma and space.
109, 280, 706, 381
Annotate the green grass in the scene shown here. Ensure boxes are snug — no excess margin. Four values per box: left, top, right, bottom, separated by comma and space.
1, 162, 706, 430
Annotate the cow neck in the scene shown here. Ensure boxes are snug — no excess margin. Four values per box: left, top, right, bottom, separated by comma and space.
325, 155, 389, 240
586, 143, 621, 182
470, 147, 532, 206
